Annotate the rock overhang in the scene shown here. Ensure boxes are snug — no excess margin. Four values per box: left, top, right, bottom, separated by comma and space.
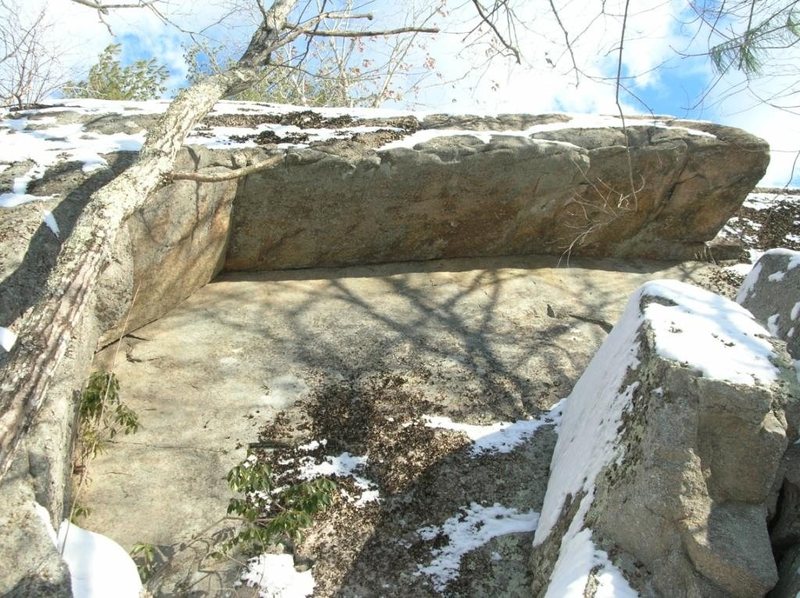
0, 100, 772, 344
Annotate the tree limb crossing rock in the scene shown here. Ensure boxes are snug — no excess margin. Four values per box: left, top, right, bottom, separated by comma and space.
530, 279, 799, 597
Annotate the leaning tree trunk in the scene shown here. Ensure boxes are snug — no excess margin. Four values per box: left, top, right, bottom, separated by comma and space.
0, 0, 299, 479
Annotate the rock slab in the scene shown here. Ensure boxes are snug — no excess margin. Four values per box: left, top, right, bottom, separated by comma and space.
530, 279, 799, 597
226, 117, 768, 270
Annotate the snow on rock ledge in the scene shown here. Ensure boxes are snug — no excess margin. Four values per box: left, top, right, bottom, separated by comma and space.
531, 280, 799, 597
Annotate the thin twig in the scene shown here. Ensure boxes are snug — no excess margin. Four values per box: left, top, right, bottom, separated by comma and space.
469, 0, 520, 63
296, 25, 439, 38
546, 0, 579, 86
614, 0, 639, 211
170, 154, 285, 182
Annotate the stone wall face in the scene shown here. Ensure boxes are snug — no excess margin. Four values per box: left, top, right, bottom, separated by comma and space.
225, 119, 768, 271
96, 146, 239, 345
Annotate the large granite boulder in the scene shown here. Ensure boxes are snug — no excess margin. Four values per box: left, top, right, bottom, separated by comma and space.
226, 115, 768, 270
737, 248, 800, 360
530, 280, 799, 596
736, 249, 800, 596
0, 103, 770, 338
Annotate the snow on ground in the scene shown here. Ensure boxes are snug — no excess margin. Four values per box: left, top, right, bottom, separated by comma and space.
239, 553, 315, 598
296, 451, 380, 506
416, 502, 540, 592
423, 400, 564, 457
34, 503, 142, 598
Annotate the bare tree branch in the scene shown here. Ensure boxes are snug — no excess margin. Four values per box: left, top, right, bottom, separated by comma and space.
0, 0, 299, 480
613, 0, 638, 211
295, 25, 439, 38
546, 0, 580, 86
69, 0, 159, 13
170, 154, 284, 181
469, 0, 520, 63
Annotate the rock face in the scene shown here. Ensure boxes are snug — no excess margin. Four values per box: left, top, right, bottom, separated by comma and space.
96, 146, 239, 345
737, 248, 800, 360
530, 280, 799, 597
0, 104, 770, 340
736, 249, 800, 597
0, 101, 773, 594
226, 116, 768, 270
0, 471, 71, 597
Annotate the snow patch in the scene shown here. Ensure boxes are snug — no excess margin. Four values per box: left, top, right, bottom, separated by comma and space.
56, 521, 142, 598
0, 326, 17, 352
647, 281, 779, 385
297, 451, 380, 506
43, 209, 60, 237
33, 504, 142, 598
416, 502, 539, 592
534, 281, 644, 544
545, 496, 637, 598
377, 114, 713, 152
423, 401, 563, 456
725, 262, 753, 277
239, 553, 314, 598
298, 439, 327, 452
0, 116, 144, 207
767, 314, 781, 336
769, 271, 786, 282
792, 302, 800, 321
742, 193, 779, 210
736, 261, 763, 303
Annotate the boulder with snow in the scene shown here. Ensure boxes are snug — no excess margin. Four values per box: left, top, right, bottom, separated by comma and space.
736, 249, 800, 595
530, 280, 799, 597
0, 102, 770, 343
737, 248, 800, 361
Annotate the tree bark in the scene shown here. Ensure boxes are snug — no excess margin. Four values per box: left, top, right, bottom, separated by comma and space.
0, 0, 298, 479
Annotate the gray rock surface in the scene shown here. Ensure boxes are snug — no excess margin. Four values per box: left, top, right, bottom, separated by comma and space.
0, 102, 774, 595
771, 543, 800, 597
226, 118, 768, 270
97, 146, 240, 345
737, 248, 800, 360
736, 249, 800, 597
530, 280, 799, 597
0, 460, 71, 597
83, 256, 719, 595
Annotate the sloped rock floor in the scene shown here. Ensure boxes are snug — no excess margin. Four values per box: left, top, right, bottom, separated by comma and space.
82, 253, 732, 596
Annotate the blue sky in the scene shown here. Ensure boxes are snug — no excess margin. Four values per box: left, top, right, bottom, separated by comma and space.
45, 0, 800, 187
